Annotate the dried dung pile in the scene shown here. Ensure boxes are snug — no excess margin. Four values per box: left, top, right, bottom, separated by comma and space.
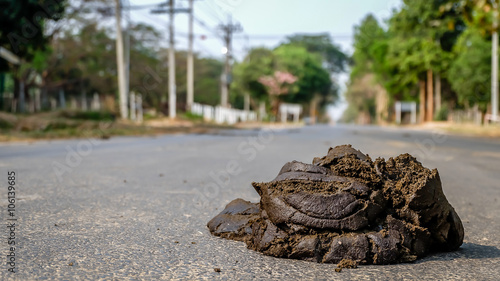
208, 145, 464, 266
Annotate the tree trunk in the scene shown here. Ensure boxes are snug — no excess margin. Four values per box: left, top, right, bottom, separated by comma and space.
309, 95, 318, 125
41, 86, 48, 110
19, 80, 25, 113
434, 73, 441, 115
244, 93, 250, 113
426, 69, 434, 122
271, 96, 280, 121
419, 80, 426, 123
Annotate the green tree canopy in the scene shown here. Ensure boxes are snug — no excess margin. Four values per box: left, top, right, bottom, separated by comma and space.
0, 0, 66, 72
350, 14, 387, 77
231, 47, 274, 104
284, 33, 349, 74
385, 0, 464, 96
448, 27, 492, 111
273, 44, 333, 105
344, 14, 389, 123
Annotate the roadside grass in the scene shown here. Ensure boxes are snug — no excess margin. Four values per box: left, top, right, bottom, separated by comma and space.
402, 121, 500, 138
180, 112, 204, 122
0, 110, 233, 142
443, 123, 500, 138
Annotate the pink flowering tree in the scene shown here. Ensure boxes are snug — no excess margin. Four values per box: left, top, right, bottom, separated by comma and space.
258, 71, 298, 118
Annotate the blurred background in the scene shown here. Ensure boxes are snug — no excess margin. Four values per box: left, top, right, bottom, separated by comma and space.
0, 0, 499, 138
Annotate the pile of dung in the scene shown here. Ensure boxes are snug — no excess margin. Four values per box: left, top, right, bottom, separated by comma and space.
207, 145, 464, 265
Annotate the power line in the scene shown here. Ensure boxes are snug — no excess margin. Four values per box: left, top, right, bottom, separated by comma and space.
124, 1, 168, 10
129, 10, 221, 59
232, 33, 353, 40
197, 1, 225, 24
192, 15, 221, 39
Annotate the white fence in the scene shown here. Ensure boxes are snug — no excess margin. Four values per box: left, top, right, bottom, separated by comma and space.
484, 114, 500, 123
191, 102, 257, 125
395, 101, 417, 124
279, 103, 302, 123
450, 108, 482, 125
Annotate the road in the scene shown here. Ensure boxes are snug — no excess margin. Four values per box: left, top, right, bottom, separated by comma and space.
1, 124, 499, 280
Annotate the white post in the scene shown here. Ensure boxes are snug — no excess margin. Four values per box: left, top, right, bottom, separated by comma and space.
81, 89, 87, 111
137, 94, 143, 123
281, 105, 286, 123
92, 93, 100, 111
58, 88, 66, 109
220, 73, 228, 107
129, 91, 136, 121
34, 88, 41, 112
411, 102, 417, 124
395, 101, 402, 124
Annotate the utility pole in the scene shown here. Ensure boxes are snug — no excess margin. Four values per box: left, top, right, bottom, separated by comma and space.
124, 0, 131, 116
493, 1, 499, 120
218, 16, 242, 108
151, 1, 190, 119
168, 0, 176, 119
115, 0, 128, 119
187, 0, 194, 112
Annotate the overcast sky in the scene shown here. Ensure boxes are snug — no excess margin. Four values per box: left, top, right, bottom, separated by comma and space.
127, 0, 403, 119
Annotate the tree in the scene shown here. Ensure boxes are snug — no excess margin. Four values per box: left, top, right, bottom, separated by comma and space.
258, 71, 297, 116
346, 14, 391, 123
342, 74, 378, 124
231, 47, 275, 106
448, 27, 492, 112
283, 34, 348, 118
232, 44, 334, 120
43, 22, 118, 109
191, 57, 223, 106
273, 45, 333, 105
0, 0, 66, 72
350, 14, 388, 79
0, 0, 66, 112
384, 0, 464, 121
458, 0, 498, 35
284, 33, 349, 74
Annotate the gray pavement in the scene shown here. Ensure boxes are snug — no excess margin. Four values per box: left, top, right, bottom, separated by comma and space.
1, 124, 499, 280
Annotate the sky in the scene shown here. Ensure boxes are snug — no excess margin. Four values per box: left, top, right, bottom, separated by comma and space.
127, 0, 403, 120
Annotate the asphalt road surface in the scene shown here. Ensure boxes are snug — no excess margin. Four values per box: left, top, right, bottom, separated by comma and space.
1, 124, 499, 280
